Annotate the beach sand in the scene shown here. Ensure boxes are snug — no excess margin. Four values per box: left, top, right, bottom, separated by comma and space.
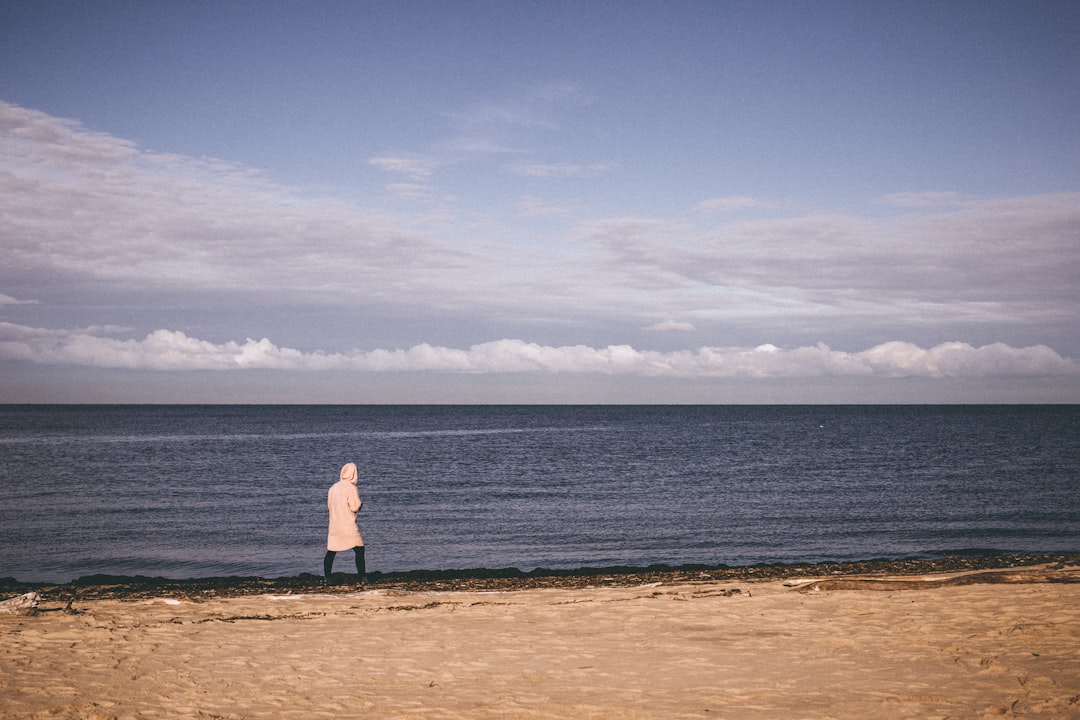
2, 563, 1079, 719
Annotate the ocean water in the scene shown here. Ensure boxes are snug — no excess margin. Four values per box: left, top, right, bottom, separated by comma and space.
1, 405, 1078, 584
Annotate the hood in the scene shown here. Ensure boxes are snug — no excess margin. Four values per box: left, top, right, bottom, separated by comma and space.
339, 462, 358, 485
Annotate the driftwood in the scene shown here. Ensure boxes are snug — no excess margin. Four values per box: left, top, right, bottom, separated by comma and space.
0, 591, 40, 615
790, 566, 1080, 593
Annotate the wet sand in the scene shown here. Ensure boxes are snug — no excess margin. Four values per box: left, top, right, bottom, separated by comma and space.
2, 556, 1079, 719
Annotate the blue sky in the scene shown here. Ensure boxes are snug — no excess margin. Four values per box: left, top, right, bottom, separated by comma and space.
1, 1, 1078, 402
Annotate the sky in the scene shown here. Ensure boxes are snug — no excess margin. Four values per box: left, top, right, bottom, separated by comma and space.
1, 0, 1078, 403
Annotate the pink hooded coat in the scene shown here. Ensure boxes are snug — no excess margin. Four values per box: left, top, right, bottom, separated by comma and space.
326, 462, 364, 551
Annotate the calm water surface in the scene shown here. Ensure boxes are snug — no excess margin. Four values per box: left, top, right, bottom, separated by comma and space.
1, 405, 1077, 583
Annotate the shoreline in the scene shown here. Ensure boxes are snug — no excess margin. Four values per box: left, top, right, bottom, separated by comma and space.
5, 551, 1078, 602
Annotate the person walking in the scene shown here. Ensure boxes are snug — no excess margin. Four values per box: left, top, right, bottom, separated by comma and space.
324, 462, 366, 585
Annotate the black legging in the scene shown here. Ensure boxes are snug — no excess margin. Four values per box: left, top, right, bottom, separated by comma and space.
324, 546, 366, 579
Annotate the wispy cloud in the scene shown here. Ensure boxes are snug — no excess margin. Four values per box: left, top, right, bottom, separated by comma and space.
2, 323, 1074, 378
447, 82, 590, 130
0, 102, 477, 307
384, 182, 436, 201
694, 195, 768, 212
368, 155, 439, 179
437, 83, 595, 167
507, 161, 612, 178
647, 320, 695, 332
0, 293, 38, 306
874, 191, 966, 208
517, 194, 571, 218
580, 195, 1080, 326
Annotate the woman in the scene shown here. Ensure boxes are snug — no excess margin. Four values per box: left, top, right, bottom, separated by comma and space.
324, 462, 365, 585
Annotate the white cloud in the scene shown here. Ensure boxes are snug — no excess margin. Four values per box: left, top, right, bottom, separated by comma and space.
0, 294, 37, 306
368, 155, 438, 178
0, 103, 138, 168
874, 191, 965, 208
2, 323, 1074, 378
694, 195, 767, 212
853, 341, 1077, 378
506, 161, 612, 178
0, 101, 475, 304
517, 194, 571, 218
647, 320, 695, 332
384, 182, 436, 200
580, 194, 1080, 326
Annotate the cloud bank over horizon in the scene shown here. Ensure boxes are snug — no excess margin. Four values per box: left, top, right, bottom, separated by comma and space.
2, 322, 1074, 380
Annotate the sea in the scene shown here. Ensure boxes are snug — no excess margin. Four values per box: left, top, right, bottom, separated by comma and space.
1, 405, 1078, 584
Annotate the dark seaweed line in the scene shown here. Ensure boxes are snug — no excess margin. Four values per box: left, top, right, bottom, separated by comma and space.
3, 552, 1078, 602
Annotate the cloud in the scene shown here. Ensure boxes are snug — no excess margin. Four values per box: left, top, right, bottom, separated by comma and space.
0, 294, 37, 306
647, 320, 695, 332
384, 182, 436, 200
448, 82, 590, 130
3, 100, 1078, 362
0, 101, 475, 306
579, 194, 1080, 326
2, 323, 1074, 378
517, 194, 571, 218
874, 191, 965, 208
368, 156, 438, 178
438, 83, 595, 166
507, 161, 612, 178
0, 102, 139, 168
694, 195, 767, 212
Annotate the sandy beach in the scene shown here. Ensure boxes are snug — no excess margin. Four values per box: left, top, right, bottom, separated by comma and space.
2, 561, 1079, 719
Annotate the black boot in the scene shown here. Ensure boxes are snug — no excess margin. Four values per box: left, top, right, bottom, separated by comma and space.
354, 546, 367, 585
323, 550, 337, 586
